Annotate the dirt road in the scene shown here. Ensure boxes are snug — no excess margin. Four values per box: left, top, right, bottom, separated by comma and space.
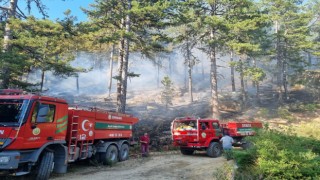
51, 151, 228, 180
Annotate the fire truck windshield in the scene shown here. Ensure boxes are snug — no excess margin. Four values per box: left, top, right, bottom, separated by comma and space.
0, 99, 29, 125
174, 120, 197, 130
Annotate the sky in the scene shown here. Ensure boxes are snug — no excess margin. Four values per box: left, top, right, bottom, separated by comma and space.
23, 0, 94, 22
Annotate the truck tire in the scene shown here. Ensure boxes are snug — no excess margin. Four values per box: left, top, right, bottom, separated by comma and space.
36, 151, 54, 180
206, 142, 222, 158
180, 148, 194, 155
119, 144, 129, 161
242, 141, 253, 150
102, 145, 118, 165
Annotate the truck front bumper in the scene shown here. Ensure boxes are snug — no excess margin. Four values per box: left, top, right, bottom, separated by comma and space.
0, 151, 20, 170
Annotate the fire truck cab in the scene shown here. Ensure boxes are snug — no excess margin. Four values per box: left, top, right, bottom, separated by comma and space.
171, 117, 223, 157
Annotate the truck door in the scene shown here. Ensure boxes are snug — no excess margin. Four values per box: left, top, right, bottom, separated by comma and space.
198, 122, 213, 143
212, 122, 222, 137
23, 101, 57, 148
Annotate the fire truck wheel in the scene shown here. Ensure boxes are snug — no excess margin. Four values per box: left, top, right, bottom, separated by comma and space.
102, 145, 118, 165
119, 144, 129, 161
206, 142, 222, 158
180, 148, 194, 155
242, 141, 253, 150
35, 151, 54, 180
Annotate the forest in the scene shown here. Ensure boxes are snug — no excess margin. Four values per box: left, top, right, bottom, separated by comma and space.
0, 0, 320, 179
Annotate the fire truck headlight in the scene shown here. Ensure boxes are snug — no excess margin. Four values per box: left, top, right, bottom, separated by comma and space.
0, 156, 10, 164
174, 132, 180, 135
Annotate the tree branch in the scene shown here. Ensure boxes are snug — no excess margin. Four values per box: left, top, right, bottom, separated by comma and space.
0, 5, 10, 11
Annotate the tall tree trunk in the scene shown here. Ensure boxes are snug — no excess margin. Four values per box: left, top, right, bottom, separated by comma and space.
210, 29, 220, 119
157, 58, 160, 88
307, 52, 311, 70
230, 51, 235, 92
184, 62, 187, 89
40, 70, 45, 92
187, 41, 193, 102
1, 0, 18, 88
76, 74, 79, 94
119, 0, 131, 113
252, 58, 256, 87
116, 9, 125, 112
256, 81, 260, 104
108, 44, 115, 97
239, 57, 246, 105
116, 38, 124, 112
283, 58, 288, 100
3, 0, 17, 51
275, 20, 283, 103
283, 45, 288, 100
252, 58, 259, 102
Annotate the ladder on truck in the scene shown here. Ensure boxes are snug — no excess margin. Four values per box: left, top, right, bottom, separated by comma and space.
68, 115, 79, 162
79, 139, 94, 159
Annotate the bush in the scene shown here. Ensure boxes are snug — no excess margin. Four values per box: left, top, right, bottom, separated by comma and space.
233, 129, 320, 179
292, 120, 320, 141
233, 149, 257, 171
212, 163, 234, 180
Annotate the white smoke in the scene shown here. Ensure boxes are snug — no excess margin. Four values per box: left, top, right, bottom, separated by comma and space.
27, 49, 245, 97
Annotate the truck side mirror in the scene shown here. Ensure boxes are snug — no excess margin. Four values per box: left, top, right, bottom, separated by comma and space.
36, 105, 49, 123
31, 124, 37, 129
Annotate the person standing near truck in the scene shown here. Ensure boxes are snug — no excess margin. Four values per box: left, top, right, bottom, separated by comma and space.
220, 131, 234, 160
140, 133, 150, 157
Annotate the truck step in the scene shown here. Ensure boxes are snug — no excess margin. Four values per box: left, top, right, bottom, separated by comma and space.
14, 171, 30, 176
68, 159, 75, 162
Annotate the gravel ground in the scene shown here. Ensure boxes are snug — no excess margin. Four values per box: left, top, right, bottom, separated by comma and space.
50, 151, 229, 180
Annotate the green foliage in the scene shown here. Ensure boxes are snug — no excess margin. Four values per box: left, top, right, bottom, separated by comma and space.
292, 119, 320, 141
234, 129, 320, 179
230, 60, 266, 84
289, 102, 320, 112
244, 67, 266, 82
3, 17, 77, 89
293, 70, 320, 99
277, 106, 296, 121
83, 0, 172, 57
0, 49, 30, 86
160, 76, 174, 108
212, 163, 234, 180
233, 149, 257, 171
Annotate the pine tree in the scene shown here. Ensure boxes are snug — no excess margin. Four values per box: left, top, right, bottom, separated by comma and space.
225, 0, 266, 105
0, 0, 54, 88
171, 1, 202, 103
161, 76, 174, 109
84, 0, 172, 113
10, 17, 77, 91
260, 0, 313, 102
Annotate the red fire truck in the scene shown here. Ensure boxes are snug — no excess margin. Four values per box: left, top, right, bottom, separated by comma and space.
0, 89, 138, 179
171, 117, 262, 157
